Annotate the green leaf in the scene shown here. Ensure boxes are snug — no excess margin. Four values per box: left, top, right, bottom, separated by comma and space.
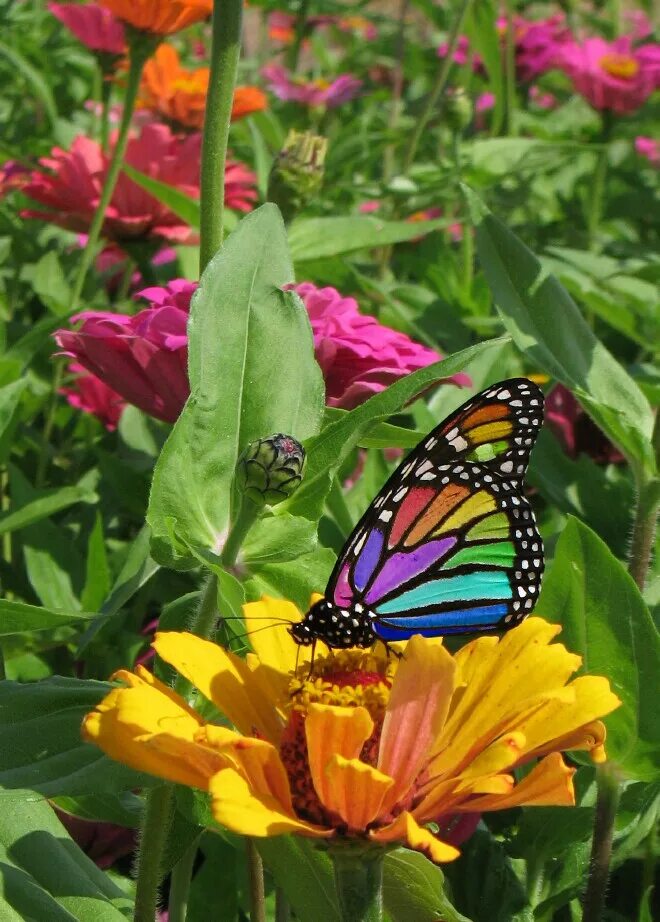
0, 378, 26, 465
0, 600, 94, 636
464, 0, 503, 134
384, 849, 472, 922
0, 483, 97, 536
536, 517, 660, 780
245, 546, 337, 612
0, 793, 132, 921
0, 677, 151, 796
241, 514, 318, 565
76, 525, 159, 655
323, 409, 424, 449
148, 204, 325, 568
258, 837, 340, 922
284, 338, 504, 521
81, 512, 111, 612
463, 185, 655, 473
288, 215, 448, 262
0, 40, 58, 128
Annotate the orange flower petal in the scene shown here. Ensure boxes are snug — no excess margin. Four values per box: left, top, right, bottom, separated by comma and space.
371, 812, 460, 864
321, 755, 393, 831
305, 704, 373, 807
209, 767, 330, 838
458, 731, 526, 779
378, 635, 455, 807
463, 753, 575, 812
153, 631, 282, 744
101, 0, 212, 35
82, 669, 218, 789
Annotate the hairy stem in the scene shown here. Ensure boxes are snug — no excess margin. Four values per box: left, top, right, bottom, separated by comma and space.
133, 785, 176, 922
582, 763, 620, 922
247, 838, 266, 922
332, 848, 384, 922
199, 0, 243, 272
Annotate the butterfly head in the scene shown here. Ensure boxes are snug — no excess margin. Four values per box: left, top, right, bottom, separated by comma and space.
289, 597, 376, 649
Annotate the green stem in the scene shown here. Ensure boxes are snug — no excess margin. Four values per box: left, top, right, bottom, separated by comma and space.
332, 848, 384, 922
503, 0, 517, 136
382, 0, 410, 184
100, 72, 113, 153
133, 785, 176, 922
199, 0, 243, 273
326, 478, 354, 537
402, 0, 472, 172
628, 474, 660, 591
167, 835, 201, 922
582, 763, 620, 922
35, 357, 65, 488
70, 32, 156, 314
275, 887, 290, 922
286, 0, 310, 73
587, 114, 613, 253
246, 838, 266, 922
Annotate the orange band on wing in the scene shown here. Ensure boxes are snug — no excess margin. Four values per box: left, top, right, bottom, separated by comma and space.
404, 484, 469, 547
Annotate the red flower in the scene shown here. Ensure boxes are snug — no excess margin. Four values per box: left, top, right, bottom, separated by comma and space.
61, 362, 127, 429
23, 124, 256, 243
546, 384, 623, 464
48, 2, 126, 55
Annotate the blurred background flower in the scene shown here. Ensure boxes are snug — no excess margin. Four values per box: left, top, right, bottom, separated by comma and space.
262, 65, 362, 108
48, 1, 126, 56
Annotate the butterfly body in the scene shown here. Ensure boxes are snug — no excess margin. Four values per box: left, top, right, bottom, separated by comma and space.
290, 378, 545, 649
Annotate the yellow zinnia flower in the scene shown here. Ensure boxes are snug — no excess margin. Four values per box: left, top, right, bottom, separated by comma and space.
82, 599, 620, 863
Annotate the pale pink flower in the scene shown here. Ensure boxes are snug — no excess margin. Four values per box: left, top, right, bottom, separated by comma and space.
262, 64, 362, 108
635, 136, 660, 167
437, 35, 483, 72
48, 2, 126, 55
292, 282, 470, 408
358, 200, 381, 214
23, 124, 256, 243
623, 10, 652, 41
61, 363, 126, 430
529, 86, 558, 109
556, 36, 660, 114
475, 91, 496, 130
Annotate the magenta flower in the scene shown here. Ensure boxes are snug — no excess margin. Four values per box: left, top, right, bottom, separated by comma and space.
292, 282, 470, 409
261, 65, 362, 108
546, 384, 623, 464
23, 124, 256, 243
529, 86, 558, 110
55, 281, 193, 423
437, 35, 483, 72
61, 362, 126, 430
635, 136, 660, 167
556, 36, 660, 114
0, 160, 29, 199
56, 280, 469, 422
498, 14, 569, 81
49, 1, 126, 55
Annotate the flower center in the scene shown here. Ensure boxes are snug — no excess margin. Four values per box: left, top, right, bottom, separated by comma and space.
279, 651, 394, 824
599, 53, 639, 79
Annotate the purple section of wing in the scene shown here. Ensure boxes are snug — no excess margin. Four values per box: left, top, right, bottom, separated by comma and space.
333, 561, 354, 607
365, 536, 457, 605
353, 528, 384, 592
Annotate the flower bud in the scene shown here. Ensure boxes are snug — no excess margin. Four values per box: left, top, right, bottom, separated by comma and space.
445, 88, 473, 133
267, 130, 328, 222
236, 434, 306, 505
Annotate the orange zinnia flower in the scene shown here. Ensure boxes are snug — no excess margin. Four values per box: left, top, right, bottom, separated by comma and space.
99, 0, 212, 37
83, 599, 620, 864
140, 44, 267, 129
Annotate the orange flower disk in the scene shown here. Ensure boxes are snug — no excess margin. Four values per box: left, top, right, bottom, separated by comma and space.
100, 0, 212, 36
140, 44, 267, 129
83, 602, 620, 864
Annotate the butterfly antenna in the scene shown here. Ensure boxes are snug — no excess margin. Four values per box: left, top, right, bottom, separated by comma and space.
307, 639, 317, 679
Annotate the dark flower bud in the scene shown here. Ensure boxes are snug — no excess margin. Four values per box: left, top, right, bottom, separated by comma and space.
445, 88, 473, 133
267, 130, 328, 222
236, 434, 306, 505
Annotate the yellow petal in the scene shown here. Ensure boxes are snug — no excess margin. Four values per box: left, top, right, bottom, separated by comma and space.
516, 676, 620, 761
371, 812, 460, 863
321, 755, 393, 831
459, 732, 526, 779
463, 753, 575, 811
243, 596, 311, 675
200, 726, 295, 813
378, 635, 456, 808
305, 704, 374, 807
209, 767, 330, 838
82, 668, 218, 789
154, 631, 282, 744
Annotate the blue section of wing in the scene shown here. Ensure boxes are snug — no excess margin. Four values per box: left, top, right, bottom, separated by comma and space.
373, 603, 509, 639
374, 572, 511, 615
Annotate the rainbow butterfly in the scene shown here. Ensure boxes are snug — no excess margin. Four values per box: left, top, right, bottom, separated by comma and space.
290, 378, 545, 649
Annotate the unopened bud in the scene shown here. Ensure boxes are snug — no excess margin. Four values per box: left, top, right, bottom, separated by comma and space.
267, 130, 328, 222
236, 434, 306, 505
445, 88, 473, 133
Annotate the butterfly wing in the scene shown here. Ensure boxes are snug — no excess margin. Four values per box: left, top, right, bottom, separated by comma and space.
325, 378, 544, 637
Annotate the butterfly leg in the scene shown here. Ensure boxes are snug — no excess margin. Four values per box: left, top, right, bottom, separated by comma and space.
378, 638, 404, 662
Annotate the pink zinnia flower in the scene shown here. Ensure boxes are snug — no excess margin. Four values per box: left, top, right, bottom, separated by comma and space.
635, 136, 660, 167
261, 64, 362, 108
437, 36, 483, 72
61, 362, 126, 430
556, 36, 660, 114
55, 281, 193, 423
546, 384, 623, 464
55, 280, 469, 422
0, 160, 29, 198
23, 124, 256, 243
496, 14, 569, 82
49, 2, 126, 55
292, 282, 470, 409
